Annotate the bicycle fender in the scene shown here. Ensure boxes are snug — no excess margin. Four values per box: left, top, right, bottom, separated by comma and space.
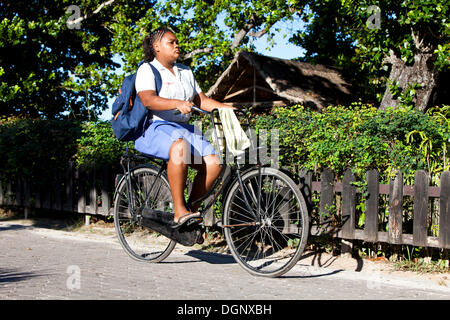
112, 163, 164, 203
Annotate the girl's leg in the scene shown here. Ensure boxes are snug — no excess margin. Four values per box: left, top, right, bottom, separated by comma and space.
188, 154, 222, 212
167, 138, 193, 222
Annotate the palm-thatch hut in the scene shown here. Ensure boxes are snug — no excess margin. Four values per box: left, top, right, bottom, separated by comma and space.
206, 50, 352, 110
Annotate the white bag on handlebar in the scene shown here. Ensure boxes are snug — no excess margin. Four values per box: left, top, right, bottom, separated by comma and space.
214, 108, 250, 157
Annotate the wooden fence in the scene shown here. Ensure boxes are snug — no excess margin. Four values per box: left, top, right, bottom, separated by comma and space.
300, 168, 450, 250
1, 163, 449, 249
0, 163, 119, 217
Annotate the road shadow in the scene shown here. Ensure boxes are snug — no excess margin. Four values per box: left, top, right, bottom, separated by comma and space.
280, 268, 344, 279
0, 209, 84, 232
184, 248, 369, 279
181, 250, 346, 279
169, 249, 357, 280
184, 250, 236, 264
0, 224, 32, 232
298, 250, 364, 272
161, 249, 235, 265
0, 268, 49, 284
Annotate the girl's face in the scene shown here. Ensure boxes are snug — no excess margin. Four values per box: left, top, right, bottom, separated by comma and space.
154, 31, 180, 62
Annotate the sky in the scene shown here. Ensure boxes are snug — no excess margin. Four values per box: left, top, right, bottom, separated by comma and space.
100, 19, 305, 121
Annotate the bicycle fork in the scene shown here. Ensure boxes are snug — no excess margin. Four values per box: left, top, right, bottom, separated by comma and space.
221, 164, 262, 228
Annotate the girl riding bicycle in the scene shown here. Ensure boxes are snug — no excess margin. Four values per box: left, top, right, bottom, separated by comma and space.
115, 32, 310, 275
135, 27, 233, 228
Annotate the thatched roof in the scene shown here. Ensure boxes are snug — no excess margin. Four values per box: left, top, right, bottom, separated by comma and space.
206, 50, 352, 110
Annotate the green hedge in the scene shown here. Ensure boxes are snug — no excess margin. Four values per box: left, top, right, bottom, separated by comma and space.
252, 103, 449, 184
0, 116, 82, 183
1, 104, 448, 188
74, 121, 130, 168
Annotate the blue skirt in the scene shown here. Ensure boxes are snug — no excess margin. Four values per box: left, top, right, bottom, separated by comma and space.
134, 120, 216, 161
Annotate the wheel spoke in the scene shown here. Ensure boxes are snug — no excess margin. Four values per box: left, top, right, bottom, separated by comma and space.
114, 166, 175, 263
224, 168, 309, 277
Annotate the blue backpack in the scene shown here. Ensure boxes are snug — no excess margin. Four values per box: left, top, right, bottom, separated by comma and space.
110, 62, 160, 141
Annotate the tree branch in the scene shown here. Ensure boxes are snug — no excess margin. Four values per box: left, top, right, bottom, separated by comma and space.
248, 29, 268, 38
411, 28, 434, 54
382, 49, 399, 65
181, 13, 258, 59
230, 13, 259, 49
231, 29, 250, 49
180, 10, 278, 60
180, 47, 213, 60
66, 0, 116, 27
101, 23, 114, 34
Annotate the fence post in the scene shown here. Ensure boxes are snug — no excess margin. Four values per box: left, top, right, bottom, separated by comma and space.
88, 162, 98, 215
319, 168, 334, 232
76, 164, 86, 214
15, 177, 22, 207
6, 180, 12, 206
23, 177, 31, 219
52, 168, 63, 211
413, 170, 428, 247
389, 171, 403, 244
34, 179, 41, 209
342, 168, 356, 255
0, 177, 4, 205
365, 169, 379, 242
64, 162, 74, 212
439, 171, 450, 249
41, 173, 51, 209
299, 169, 313, 215
101, 166, 111, 216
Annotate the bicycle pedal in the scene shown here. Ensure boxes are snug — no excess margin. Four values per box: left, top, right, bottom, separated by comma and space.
140, 216, 203, 246
184, 216, 202, 227
196, 233, 205, 245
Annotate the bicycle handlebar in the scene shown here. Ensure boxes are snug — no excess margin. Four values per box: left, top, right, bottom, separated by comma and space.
173, 105, 210, 115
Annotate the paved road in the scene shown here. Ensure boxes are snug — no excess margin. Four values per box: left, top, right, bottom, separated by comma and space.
1, 221, 450, 301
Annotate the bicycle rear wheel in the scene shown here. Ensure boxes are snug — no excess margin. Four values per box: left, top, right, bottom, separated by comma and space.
223, 167, 309, 277
113, 165, 176, 262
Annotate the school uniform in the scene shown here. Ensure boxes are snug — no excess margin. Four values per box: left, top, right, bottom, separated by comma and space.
134, 58, 216, 161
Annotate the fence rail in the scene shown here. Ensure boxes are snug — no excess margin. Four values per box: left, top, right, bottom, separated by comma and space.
1, 163, 449, 250
0, 162, 118, 217
301, 168, 449, 250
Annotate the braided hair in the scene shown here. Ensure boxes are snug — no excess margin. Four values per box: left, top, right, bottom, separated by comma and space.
143, 27, 174, 61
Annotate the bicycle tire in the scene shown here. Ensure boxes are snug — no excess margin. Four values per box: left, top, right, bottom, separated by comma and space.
223, 167, 309, 277
113, 165, 176, 262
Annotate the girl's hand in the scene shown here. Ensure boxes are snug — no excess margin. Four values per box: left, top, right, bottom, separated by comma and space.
175, 100, 194, 114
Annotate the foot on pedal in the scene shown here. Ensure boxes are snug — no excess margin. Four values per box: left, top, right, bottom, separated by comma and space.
170, 212, 202, 229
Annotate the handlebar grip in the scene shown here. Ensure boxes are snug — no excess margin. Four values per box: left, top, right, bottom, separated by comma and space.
173, 105, 210, 115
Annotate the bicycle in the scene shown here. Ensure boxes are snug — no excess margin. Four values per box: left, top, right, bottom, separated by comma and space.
113, 106, 309, 277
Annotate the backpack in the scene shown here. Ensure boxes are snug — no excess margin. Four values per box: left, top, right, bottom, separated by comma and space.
110, 62, 161, 141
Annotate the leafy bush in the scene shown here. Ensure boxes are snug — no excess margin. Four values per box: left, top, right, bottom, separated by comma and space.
74, 120, 130, 168
0, 116, 81, 183
1, 105, 448, 191
252, 103, 450, 184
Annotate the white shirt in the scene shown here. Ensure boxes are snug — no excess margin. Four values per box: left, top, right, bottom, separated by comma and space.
135, 58, 202, 122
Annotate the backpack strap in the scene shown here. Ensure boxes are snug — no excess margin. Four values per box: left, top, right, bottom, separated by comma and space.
137, 60, 162, 95
135, 61, 163, 136
148, 62, 162, 95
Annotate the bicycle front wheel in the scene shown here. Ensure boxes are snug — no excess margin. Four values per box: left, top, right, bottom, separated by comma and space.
113, 165, 176, 263
223, 167, 309, 277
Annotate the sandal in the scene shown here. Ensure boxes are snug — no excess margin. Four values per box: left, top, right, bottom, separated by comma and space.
170, 212, 202, 229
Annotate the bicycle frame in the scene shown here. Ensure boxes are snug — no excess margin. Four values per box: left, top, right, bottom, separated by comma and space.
118, 149, 167, 218
117, 106, 262, 222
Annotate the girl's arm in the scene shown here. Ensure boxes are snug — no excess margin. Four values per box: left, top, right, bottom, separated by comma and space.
138, 90, 193, 114
194, 92, 235, 112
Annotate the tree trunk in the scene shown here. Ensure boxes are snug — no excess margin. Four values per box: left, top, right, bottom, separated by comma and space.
380, 49, 439, 111
380, 28, 440, 112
